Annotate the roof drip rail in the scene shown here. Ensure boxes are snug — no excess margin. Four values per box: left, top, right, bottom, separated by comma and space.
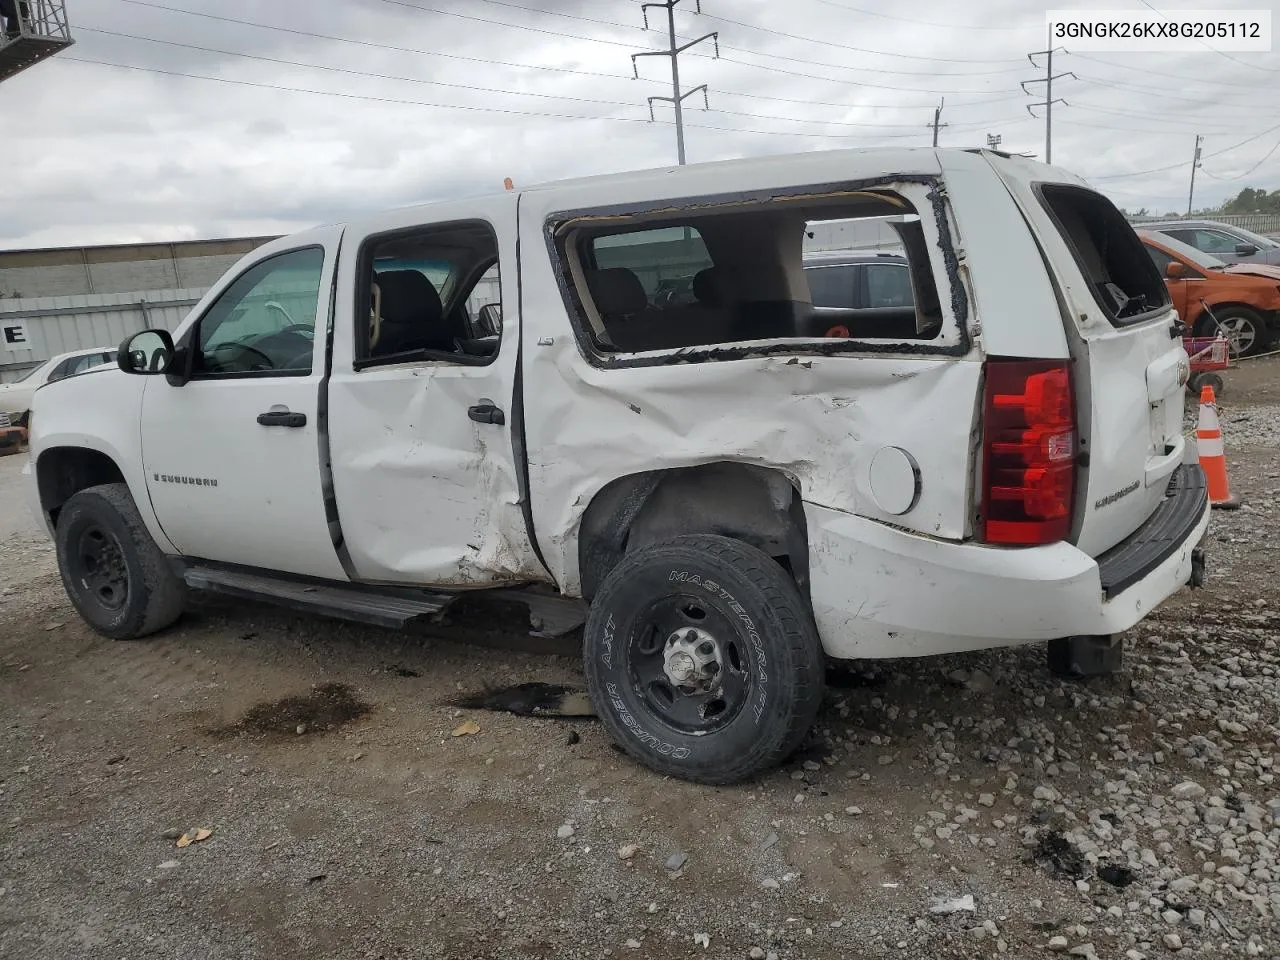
0, 0, 75, 84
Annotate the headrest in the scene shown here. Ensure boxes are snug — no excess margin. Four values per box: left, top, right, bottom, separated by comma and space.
374, 269, 443, 326
586, 267, 648, 317
692, 267, 725, 306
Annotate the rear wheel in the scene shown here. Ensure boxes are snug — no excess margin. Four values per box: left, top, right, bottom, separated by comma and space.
54, 483, 186, 640
583, 535, 825, 784
1196, 307, 1269, 359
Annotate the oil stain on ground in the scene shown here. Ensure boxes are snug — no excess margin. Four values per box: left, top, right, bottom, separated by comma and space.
450, 682, 595, 719
213, 682, 372, 741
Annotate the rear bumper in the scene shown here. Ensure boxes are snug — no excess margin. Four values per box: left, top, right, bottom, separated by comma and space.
806, 464, 1210, 659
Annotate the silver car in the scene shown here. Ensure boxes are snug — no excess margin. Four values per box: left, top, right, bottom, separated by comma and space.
1140, 219, 1280, 267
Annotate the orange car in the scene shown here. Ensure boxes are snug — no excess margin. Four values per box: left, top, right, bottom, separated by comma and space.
1138, 229, 1280, 357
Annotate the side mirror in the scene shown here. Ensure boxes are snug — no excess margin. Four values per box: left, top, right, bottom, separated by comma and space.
1235, 243, 1259, 257
1165, 261, 1188, 280
118, 329, 175, 375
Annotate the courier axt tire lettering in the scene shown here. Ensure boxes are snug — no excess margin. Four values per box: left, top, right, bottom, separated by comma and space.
583, 534, 824, 784
54, 482, 186, 640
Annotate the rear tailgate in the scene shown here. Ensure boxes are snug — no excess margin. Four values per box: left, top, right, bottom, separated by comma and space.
978, 153, 1189, 558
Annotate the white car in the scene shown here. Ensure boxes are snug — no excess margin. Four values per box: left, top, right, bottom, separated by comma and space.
25, 147, 1209, 785
0, 347, 118, 426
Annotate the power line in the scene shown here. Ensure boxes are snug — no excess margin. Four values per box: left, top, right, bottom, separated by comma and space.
54, 55, 995, 144
803, 0, 1032, 32
1076, 74, 1274, 110
1199, 138, 1280, 182
1091, 120, 1280, 180
79, 25, 1022, 134
113, 0, 639, 83
1137, 0, 1279, 74
473, 0, 1029, 77
691, 7, 1027, 62
1066, 51, 1277, 89
114, 0, 1026, 104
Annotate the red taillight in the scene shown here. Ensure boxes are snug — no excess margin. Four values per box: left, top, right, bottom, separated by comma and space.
980, 359, 1077, 546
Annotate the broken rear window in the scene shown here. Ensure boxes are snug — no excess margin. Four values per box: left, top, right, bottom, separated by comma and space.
1036, 185, 1170, 324
555, 187, 952, 357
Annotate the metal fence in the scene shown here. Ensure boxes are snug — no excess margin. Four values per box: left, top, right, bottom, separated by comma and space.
0, 289, 201, 382
0, 278, 508, 382
1127, 213, 1280, 237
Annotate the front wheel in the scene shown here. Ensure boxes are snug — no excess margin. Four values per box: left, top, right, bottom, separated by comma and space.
54, 483, 186, 640
583, 535, 825, 784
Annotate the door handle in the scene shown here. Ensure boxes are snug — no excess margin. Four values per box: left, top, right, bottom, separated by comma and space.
467, 400, 505, 426
257, 410, 306, 427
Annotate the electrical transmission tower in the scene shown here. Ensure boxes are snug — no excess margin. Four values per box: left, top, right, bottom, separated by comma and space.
631, 0, 718, 165
1022, 31, 1075, 165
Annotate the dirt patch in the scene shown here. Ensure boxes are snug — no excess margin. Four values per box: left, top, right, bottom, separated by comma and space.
215, 681, 371, 741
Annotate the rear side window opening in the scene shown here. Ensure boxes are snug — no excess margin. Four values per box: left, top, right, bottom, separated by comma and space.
1036, 184, 1171, 325
551, 184, 962, 362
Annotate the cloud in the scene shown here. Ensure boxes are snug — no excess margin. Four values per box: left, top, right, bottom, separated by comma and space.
1, 0, 1276, 247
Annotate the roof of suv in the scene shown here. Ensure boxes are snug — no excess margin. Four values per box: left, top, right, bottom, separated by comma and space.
1138, 219, 1248, 232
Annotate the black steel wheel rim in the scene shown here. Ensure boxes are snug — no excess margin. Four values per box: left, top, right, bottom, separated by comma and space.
70, 522, 129, 612
626, 593, 753, 735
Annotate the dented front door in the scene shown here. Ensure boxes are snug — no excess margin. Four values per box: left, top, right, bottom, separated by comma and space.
325, 196, 547, 586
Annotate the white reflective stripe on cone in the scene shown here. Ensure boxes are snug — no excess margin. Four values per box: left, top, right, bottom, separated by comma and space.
1198, 437, 1225, 458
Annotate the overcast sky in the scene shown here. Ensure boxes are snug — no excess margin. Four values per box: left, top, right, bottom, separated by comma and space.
1, 0, 1276, 248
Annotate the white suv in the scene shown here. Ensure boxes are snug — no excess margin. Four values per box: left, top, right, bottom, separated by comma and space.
25, 148, 1209, 784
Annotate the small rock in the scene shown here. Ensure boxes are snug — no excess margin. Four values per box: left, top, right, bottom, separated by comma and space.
761, 878, 780, 891
978, 793, 996, 807
750, 949, 765, 960
157, 860, 180, 870
845, 806, 862, 816
295, 724, 306, 736
965, 669, 995, 694
1034, 785, 1059, 802
1217, 865, 1247, 888
1168, 876, 1198, 893
160, 828, 183, 841
646, 902, 658, 914
617, 844, 638, 861
1048, 936, 1069, 951
1162, 933, 1182, 951
760, 832, 779, 851
556, 824, 575, 840
1187, 909, 1206, 929
624, 940, 641, 950
1161, 909, 1182, 925
803, 760, 821, 771
1075, 879, 1090, 893
665, 852, 688, 872
693, 932, 710, 949
968, 926, 987, 941
930, 894, 975, 914
1068, 946, 1097, 958
1171, 782, 1205, 801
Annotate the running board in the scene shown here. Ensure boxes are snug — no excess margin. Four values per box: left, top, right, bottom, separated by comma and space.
181, 565, 452, 629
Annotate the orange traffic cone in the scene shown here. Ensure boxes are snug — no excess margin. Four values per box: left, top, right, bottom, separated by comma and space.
1197, 385, 1239, 510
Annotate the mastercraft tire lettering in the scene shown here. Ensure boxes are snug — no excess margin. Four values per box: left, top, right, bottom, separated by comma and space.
583, 535, 825, 785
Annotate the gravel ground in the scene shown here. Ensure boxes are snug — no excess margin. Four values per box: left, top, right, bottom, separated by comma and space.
1, 358, 1278, 960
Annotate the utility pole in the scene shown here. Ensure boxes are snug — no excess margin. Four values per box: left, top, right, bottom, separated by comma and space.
927, 98, 948, 147
1187, 134, 1203, 216
631, 0, 718, 165
1023, 26, 1075, 164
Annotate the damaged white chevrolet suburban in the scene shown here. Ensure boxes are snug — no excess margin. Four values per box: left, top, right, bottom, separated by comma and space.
24, 147, 1210, 784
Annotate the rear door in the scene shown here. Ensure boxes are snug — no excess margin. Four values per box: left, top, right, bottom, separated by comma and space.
980, 154, 1189, 557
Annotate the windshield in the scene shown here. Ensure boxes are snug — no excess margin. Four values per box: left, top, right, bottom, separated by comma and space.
1145, 232, 1227, 271
12, 357, 56, 383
